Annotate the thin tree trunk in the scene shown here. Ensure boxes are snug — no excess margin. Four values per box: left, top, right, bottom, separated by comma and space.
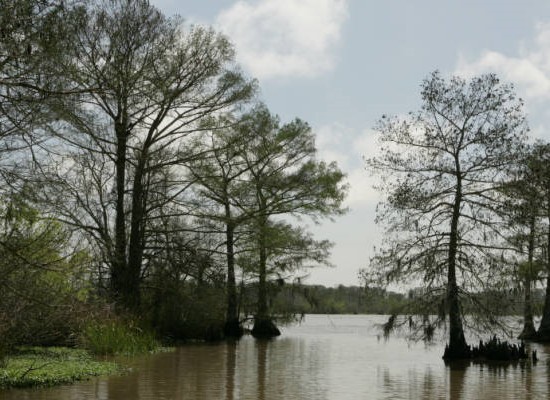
224, 216, 242, 337
443, 164, 469, 359
537, 277, 550, 340
519, 213, 537, 339
252, 211, 280, 338
111, 120, 128, 307
126, 154, 147, 311
257, 214, 268, 320
536, 215, 550, 341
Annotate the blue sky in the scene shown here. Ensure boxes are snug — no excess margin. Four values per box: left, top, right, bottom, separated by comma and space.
151, 0, 550, 286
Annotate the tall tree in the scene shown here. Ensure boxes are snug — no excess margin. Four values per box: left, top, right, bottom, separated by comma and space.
366, 72, 527, 359
0, 4, 82, 343
186, 116, 253, 337
186, 108, 344, 338
502, 143, 546, 340
526, 142, 550, 341
0, 0, 74, 186
41, 0, 255, 310
236, 105, 348, 338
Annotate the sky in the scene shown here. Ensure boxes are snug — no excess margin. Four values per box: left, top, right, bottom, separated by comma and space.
151, 0, 550, 287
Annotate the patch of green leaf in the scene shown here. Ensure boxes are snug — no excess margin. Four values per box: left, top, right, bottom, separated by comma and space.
0, 347, 118, 389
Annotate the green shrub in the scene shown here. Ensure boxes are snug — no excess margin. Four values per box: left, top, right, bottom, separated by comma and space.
144, 281, 226, 342
0, 195, 96, 350
80, 320, 159, 356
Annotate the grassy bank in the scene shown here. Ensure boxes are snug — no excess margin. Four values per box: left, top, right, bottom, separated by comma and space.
0, 347, 118, 389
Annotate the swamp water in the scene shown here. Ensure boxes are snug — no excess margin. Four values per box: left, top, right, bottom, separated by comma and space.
2, 314, 550, 399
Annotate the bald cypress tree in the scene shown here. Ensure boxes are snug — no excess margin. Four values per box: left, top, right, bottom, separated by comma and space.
236, 105, 347, 337
366, 72, 527, 359
527, 143, 550, 341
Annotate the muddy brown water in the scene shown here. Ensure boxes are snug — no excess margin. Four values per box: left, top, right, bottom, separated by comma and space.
2, 314, 550, 399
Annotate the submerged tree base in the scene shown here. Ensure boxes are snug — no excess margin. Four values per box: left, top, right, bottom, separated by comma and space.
443, 336, 531, 362
223, 319, 244, 339
442, 343, 471, 360
518, 324, 537, 341
533, 326, 550, 342
251, 318, 281, 339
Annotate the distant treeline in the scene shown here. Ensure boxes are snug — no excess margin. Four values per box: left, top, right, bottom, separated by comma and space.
268, 284, 546, 317
270, 284, 408, 315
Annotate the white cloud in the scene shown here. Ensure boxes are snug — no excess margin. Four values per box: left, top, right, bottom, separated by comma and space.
346, 131, 382, 207
456, 22, 550, 102
216, 0, 348, 80
308, 126, 383, 286
352, 130, 379, 162
314, 124, 381, 208
315, 123, 350, 167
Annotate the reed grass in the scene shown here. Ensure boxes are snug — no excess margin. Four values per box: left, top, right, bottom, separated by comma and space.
81, 320, 159, 356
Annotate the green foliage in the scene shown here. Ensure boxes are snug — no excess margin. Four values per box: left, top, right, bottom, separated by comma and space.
516, 260, 545, 282
144, 280, 226, 342
365, 72, 529, 351
0, 347, 118, 389
188, 105, 347, 333
80, 319, 159, 356
229, 105, 348, 327
0, 192, 92, 359
38, 0, 256, 312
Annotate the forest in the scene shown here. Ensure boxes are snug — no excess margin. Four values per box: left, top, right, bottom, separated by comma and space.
0, 0, 349, 365
1, 0, 550, 373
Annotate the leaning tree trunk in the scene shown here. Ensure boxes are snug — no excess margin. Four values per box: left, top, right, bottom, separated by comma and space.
443, 168, 469, 360
519, 214, 537, 340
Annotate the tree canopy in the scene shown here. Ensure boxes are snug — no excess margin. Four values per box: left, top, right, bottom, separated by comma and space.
0, 0, 348, 348
365, 71, 528, 358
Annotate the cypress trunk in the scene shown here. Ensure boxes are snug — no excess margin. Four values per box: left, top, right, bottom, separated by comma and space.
443, 162, 469, 360
252, 212, 280, 338
536, 218, 550, 341
126, 155, 147, 311
111, 121, 129, 307
519, 214, 537, 340
224, 219, 242, 337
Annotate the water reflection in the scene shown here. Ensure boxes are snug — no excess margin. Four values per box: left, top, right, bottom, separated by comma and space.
225, 341, 237, 400
447, 360, 468, 400
235, 336, 327, 400
378, 364, 447, 399
2, 315, 550, 399
445, 356, 548, 400
256, 340, 267, 400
